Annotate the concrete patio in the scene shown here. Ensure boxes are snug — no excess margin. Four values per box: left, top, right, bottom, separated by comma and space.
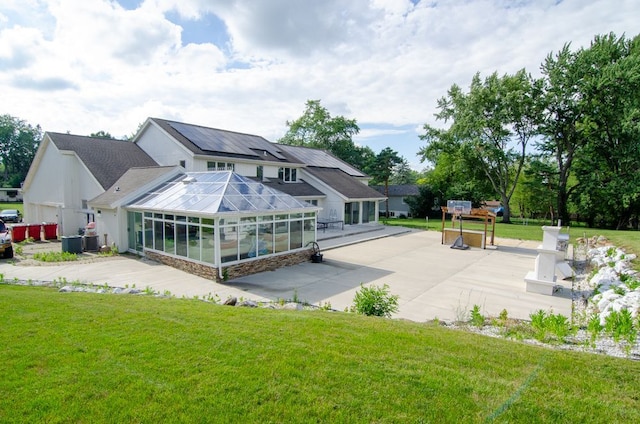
229, 228, 572, 322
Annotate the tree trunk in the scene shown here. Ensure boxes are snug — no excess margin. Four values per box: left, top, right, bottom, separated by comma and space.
501, 195, 511, 224
384, 179, 390, 218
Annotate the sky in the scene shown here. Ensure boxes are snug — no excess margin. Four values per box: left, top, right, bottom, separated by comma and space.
1, 0, 638, 170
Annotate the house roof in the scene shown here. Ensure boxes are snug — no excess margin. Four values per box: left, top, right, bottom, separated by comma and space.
276, 144, 367, 177
48, 132, 158, 189
258, 178, 325, 197
145, 119, 369, 178
148, 118, 303, 165
372, 184, 420, 197
305, 167, 385, 200
126, 171, 319, 215
89, 166, 181, 208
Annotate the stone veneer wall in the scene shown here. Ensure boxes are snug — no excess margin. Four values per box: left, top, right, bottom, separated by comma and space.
144, 249, 313, 283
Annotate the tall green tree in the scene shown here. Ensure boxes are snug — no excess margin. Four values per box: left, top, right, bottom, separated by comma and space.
419, 148, 493, 209
537, 44, 587, 224
371, 148, 403, 217
279, 99, 365, 167
571, 33, 640, 229
404, 185, 437, 218
419, 70, 542, 223
89, 130, 116, 139
511, 157, 559, 221
390, 158, 418, 185
0, 114, 42, 187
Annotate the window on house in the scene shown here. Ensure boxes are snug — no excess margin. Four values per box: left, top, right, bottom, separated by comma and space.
257, 165, 263, 180
278, 167, 298, 182
179, 160, 186, 168
207, 161, 235, 171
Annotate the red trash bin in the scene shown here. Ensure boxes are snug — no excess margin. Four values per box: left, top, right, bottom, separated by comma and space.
10, 224, 27, 243
43, 223, 58, 240
27, 224, 42, 241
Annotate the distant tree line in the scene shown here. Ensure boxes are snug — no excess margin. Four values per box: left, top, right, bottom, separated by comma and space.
0, 115, 42, 188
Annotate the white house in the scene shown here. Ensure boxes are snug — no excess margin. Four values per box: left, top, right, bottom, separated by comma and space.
133, 118, 384, 225
22, 118, 385, 280
22, 132, 158, 236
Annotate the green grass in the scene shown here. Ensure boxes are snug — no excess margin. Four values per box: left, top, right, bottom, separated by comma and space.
2, 285, 639, 423
32, 251, 78, 262
0, 202, 23, 214
383, 217, 640, 258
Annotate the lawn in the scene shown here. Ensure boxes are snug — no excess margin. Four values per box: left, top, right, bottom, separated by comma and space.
383, 217, 640, 259
1, 285, 639, 423
0, 202, 23, 214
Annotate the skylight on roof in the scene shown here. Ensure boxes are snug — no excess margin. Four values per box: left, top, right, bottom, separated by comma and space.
126, 171, 317, 215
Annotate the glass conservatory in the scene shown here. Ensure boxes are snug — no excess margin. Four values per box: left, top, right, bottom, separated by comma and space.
125, 171, 319, 268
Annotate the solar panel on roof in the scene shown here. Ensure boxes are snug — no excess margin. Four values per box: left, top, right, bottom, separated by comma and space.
277, 145, 365, 176
168, 122, 286, 160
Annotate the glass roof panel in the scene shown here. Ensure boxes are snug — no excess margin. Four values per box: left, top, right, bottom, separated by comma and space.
228, 183, 258, 195
126, 171, 319, 215
247, 197, 273, 210
219, 197, 239, 212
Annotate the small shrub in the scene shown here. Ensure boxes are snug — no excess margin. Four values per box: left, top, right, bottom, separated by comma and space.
530, 309, 574, 343
33, 251, 78, 262
530, 309, 547, 340
352, 284, 399, 318
470, 304, 485, 327
501, 322, 535, 341
621, 275, 640, 290
499, 309, 508, 322
547, 314, 572, 340
587, 314, 603, 346
318, 301, 332, 311
143, 286, 157, 296
604, 309, 637, 345
613, 285, 626, 296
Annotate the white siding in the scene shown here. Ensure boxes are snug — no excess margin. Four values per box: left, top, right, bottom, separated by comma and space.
23, 142, 103, 236
234, 162, 255, 176
94, 207, 125, 251
137, 124, 192, 168
264, 165, 279, 179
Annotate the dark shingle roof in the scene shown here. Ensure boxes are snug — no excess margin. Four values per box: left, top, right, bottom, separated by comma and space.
372, 185, 420, 197
89, 166, 180, 208
305, 167, 385, 200
48, 132, 158, 189
258, 178, 325, 197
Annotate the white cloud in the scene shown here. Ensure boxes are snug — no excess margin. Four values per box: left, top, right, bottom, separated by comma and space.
0, 0, 638, 163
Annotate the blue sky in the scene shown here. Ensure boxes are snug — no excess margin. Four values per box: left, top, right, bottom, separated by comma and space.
1, 0, 638, 169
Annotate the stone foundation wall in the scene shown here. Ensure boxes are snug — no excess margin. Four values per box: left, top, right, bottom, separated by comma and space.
145, 251, 218, 280
144, 249, 313, 283
222, 250, 312, 282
